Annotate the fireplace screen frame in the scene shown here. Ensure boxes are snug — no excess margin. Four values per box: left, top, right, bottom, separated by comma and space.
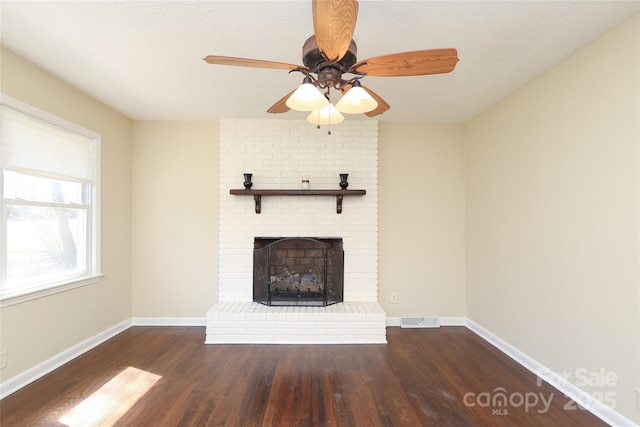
253, 237, 344, 306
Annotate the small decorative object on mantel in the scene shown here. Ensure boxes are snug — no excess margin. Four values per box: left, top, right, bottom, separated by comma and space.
243, 173, 253, 189
339, 173, 349, 190
301, 177, 310, 190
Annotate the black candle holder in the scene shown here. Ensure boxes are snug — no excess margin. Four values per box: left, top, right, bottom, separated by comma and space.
243, 173, 253, 190
339, 173, 349, 190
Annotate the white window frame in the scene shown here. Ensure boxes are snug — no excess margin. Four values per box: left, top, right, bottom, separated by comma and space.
0, 94, 102, 307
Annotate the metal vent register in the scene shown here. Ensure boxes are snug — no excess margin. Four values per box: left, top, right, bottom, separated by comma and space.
400, 317, 440, 328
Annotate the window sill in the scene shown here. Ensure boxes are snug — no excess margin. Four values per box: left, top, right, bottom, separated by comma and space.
0, 274, 104, 308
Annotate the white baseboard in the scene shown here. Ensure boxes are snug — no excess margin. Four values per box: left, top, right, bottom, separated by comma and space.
132, 317, 206, 326
0, 318, 131, 400
440, 317, 466, 326
386, 317, 401, 327
466, 319, 638, 427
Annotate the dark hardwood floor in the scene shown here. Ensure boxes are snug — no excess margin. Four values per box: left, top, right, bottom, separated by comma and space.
1, 326, 607, 426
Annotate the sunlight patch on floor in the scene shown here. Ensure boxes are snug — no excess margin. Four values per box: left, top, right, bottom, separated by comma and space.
58, 366, 161, 427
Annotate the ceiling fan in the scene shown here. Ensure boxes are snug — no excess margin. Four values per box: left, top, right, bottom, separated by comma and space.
203, 0, 459, 122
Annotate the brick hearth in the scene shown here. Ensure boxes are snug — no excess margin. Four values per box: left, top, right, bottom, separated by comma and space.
206, 301, 386, 344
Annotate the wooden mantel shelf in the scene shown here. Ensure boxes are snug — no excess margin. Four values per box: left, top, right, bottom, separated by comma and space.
230, 189, 366, 214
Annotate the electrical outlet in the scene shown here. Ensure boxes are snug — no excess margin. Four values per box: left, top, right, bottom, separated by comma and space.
0, 351, 7, 369
636, 388, 640, 411
390, 292, 398, 304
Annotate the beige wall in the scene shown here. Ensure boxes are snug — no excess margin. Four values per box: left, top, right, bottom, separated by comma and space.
466, 14, 639, 422
131, 121, 219, 317
0, 47, 133, 381
379, 124, 466, 317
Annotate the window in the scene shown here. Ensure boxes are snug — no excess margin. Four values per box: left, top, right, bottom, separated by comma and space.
1, 95, 101, 306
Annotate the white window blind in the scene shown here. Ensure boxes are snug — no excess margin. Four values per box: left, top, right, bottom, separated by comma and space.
1, 105, 97, 183
1, 95, 102, 307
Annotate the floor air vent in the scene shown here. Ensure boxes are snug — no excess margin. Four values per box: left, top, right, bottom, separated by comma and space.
400, 317, 440, 328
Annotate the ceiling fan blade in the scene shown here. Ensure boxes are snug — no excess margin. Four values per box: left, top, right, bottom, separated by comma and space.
266, 90, 296, 114
340, 83, 390, 117
203, 55, 308, 72
361, 85, 390, 117
350, 48, 459, 77
312, 0, 358, 62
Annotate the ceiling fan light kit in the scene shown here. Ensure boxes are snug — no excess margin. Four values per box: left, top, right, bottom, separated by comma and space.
307, 104, 345, 126
285, 75, 330, 111
335, 80, 378, 114
203, 0, 459, 127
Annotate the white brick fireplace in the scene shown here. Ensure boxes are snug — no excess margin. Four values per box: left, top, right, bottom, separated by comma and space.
206, 119, 386, 344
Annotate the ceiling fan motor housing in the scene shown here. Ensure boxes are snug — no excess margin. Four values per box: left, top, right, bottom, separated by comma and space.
302, 36, 358, 74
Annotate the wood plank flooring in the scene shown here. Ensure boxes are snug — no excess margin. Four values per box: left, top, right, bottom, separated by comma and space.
1, 326, 607, 426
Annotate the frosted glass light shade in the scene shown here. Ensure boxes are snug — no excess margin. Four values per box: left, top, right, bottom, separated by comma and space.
306, 104, 345, 125
286, 83, 329, 111
335, 85, 378, 114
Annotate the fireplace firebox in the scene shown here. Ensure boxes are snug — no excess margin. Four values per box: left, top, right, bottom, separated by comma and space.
253, 237, 344, 306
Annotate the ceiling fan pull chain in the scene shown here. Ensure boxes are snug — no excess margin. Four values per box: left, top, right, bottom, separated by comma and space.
327, 88, 332, 135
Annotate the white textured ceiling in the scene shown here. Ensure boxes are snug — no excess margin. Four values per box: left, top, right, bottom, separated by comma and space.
1, 1, 638, 124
